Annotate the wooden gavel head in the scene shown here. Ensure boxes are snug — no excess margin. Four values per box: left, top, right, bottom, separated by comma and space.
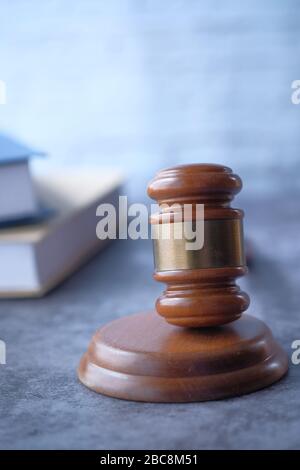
148, 164, 250, 328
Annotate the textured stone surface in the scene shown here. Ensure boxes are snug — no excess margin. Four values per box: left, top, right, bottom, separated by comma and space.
0, 195, 299, 450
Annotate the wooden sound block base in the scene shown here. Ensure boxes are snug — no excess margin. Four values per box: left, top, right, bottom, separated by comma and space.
78, 312, 288, 403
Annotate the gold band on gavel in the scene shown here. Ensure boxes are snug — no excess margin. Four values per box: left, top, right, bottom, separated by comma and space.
152, 219, 245, 271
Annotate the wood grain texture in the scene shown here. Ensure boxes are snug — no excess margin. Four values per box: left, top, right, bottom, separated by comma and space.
147, 164, 242, 206
78, 164, 288, 402
78, 311, 288, 403
148, 164, 249, 327
154, 265, 249, 328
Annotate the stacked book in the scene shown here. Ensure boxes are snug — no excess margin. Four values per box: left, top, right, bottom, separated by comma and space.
0, 133, 122, 297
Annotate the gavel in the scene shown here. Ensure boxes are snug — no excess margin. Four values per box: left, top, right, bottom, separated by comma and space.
78, 164, 288, 402
148, 164, 249, 327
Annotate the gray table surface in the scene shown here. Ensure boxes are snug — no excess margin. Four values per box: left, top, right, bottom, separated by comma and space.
0, 194, 299, 450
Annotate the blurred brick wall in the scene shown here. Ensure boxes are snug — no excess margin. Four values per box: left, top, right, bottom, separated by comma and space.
0, 0, 299, 195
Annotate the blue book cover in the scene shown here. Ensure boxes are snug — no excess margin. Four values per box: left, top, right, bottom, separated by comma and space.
0, 132, 53, 227
0, 132, 45, 165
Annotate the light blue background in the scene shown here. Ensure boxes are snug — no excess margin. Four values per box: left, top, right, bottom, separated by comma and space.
0, 0, 300, 195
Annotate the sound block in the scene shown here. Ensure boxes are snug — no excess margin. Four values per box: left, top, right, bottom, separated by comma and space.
78, 312, 288, 403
